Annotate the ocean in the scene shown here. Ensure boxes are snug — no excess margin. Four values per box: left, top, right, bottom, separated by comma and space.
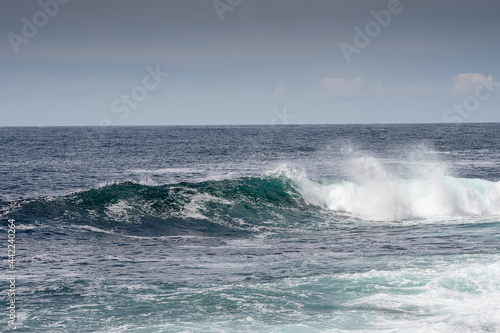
1, 124, 500, 332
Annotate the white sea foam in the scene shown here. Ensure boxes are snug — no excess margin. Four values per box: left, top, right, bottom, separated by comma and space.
297, 175, 500, 221
73, 225, 117, 235
275, 150, 500, 221
180, 192, 233, 220
107, 200, 133, 214
105, 200, 141, 223
337, 256, 500, 332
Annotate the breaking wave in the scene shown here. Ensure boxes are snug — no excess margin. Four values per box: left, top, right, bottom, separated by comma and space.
297, 173, 500, 221
6, 164, 500, 235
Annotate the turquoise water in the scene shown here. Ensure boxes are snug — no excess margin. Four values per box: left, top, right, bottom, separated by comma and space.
1, 124, 500, 332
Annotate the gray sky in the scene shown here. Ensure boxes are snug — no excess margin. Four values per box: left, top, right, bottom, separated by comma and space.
1, 0, 500, 126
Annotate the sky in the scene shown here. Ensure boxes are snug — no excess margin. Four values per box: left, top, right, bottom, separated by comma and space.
1, 0, 500, 126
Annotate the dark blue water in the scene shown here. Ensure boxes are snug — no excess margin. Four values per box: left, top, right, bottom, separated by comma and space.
1, 124, 500, 332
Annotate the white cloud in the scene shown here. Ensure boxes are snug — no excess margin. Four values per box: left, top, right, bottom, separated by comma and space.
453, 73, 495, 94
321, 77, 364, 98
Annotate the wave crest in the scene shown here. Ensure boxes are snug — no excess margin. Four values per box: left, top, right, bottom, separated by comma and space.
291, 167, 500, 221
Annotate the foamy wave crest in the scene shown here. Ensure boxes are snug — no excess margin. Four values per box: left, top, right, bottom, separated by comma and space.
296, 175, 500, 221
272, 148, 500, 220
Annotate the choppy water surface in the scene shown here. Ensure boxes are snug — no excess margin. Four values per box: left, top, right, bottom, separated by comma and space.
1, 124, 499, 332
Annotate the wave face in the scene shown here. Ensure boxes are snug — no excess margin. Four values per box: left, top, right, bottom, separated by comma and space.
10, 173, 316, 236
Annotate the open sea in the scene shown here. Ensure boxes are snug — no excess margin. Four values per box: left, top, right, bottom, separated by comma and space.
1, 124, 500, 332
